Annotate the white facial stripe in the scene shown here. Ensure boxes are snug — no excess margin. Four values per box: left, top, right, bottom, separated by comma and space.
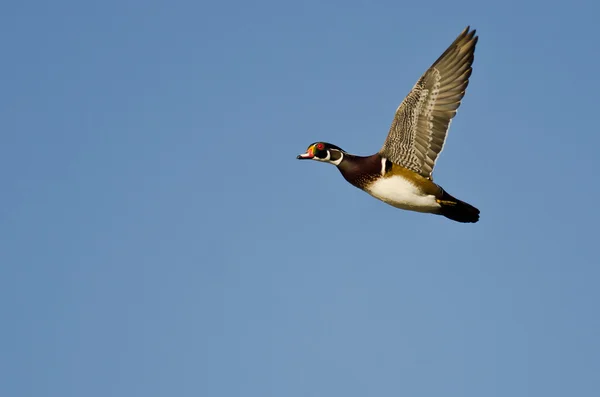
323, 151, 331, 161
313, 151, 330, 162
330, 151, 343, 166
381, 157, 387, 175
313, 150, 344, 166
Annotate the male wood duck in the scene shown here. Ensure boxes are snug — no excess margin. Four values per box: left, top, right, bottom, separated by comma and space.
297, 27, 480, 223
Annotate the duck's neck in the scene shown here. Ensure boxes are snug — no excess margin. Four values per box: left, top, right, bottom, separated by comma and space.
336, 153, 383, 189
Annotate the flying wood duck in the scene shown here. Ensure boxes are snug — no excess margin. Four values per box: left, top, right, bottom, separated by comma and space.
297, 27, 480, 223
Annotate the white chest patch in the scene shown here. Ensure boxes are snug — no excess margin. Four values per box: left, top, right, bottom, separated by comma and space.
365, 176, 441, 213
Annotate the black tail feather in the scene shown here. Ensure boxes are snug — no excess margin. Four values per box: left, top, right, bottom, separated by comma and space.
438, 190, 480, 223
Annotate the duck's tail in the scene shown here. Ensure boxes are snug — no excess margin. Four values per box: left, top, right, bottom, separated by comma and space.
437, 189, 480, 223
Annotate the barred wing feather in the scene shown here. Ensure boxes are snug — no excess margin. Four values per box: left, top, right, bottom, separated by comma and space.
380, 27, 478, 179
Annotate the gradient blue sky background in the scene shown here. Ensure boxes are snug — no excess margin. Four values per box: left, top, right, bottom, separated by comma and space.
2, 1, 599, 396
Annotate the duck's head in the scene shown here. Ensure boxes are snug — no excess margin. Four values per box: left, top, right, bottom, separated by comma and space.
297, 142, 345, 165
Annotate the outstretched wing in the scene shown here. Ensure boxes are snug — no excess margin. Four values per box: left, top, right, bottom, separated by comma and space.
380, 27, 478, 179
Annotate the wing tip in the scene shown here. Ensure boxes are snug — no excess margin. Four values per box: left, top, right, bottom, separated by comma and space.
431, 26, 478, 68
456, 26, 478, 51
462, 25, 477, 38
460, 26, 478, 45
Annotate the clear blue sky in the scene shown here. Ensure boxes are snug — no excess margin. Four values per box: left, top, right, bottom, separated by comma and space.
2, 1, 599, 396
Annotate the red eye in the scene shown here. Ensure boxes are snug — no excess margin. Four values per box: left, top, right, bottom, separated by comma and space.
316, 143, 325, 150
